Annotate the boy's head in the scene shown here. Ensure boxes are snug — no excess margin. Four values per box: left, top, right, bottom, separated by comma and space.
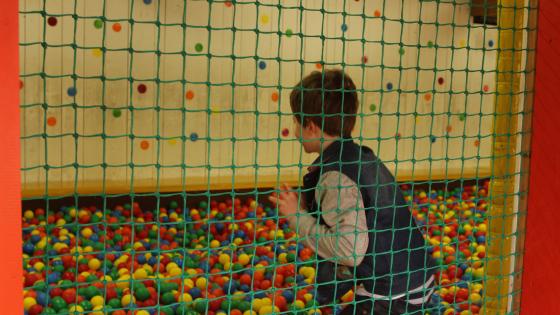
289, 69, 359, 153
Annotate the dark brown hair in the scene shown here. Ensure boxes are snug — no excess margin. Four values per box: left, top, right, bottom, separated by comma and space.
289, 69, 358, 138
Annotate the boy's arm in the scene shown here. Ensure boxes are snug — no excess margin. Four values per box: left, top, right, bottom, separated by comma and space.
287, 171, 369, 266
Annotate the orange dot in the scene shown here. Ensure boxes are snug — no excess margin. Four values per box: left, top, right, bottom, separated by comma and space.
271, 92, 279, 102
140, 140, 150, 150
446, 125, 452, 133
112, 23, 122, 32
374, 10, 382, 17
424, 93, 432, 101
186, 90, 195, 100
474, 140, 480, 147
225, 1, 233, 7
315, 63, 322, 69
47, 116, 57, 127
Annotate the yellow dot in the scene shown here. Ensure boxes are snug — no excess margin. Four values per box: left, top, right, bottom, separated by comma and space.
92, 48, 102, 57
261, 15, 270, 24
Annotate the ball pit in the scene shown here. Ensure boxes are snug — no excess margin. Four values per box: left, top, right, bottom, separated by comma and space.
21, 181, 489, 315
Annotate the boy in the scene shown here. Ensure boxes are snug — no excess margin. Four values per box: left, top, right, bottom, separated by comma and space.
269, 69, 436, 314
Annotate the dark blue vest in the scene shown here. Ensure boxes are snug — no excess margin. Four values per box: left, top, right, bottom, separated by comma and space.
302, 138, 436, 296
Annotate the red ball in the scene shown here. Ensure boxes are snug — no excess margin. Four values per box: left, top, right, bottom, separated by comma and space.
260, 280, 271, 290
62, 288, 77, 304
28, 304, 43, 315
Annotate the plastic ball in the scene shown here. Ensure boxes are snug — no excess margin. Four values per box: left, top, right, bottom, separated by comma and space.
23, 297, 37, 311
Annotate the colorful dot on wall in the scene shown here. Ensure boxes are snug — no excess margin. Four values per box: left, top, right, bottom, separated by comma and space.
190, 132, 199, 142
424, 93, 432, 102
427, 41, 434, 48
168, 139, 177, 145
112, 109, 122, 118
341, 24, 348, 32
94, 19, 104, 29
446, 125, 452, 133
140, 140, 150, 150
225, 1, 233, 7
474, 139, 480, 147
47, 17, 58, 27
261, 15, 270, 24
374, 10, 382, 17
430, 135, 437, 143
186, 90, 195, 100
483, 85, 489, 92
47, 116, 57, 127
369, 104, 377, 112
315, 63, 323, 70
92, 48, 102, 57
67, 87, 77, 97
19, 80, 23, 90
438, 77, 445, 85
362, 56, 369, 64
281, 128, 290, 137
271, 92, 279, 102
459, 39, 466, 48
258, 61, 267, 70
396, 132, 401, 139
137, 84, 147, 94
195, 43, 204, 53
459, 113, 466, 121
143, 0, 152, 4
285, 29, 293, 37
112, 23, 122, 32
488, 40, 494, 48
399, 47, 405, 55
386, 82, 393, 91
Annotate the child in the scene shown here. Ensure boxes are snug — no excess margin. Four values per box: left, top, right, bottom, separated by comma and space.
269, 69, 436, 315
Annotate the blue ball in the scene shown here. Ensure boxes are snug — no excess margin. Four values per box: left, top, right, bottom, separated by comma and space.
23, 243, 35, 255
30, 235, 41, 244
489, 40, 494, 47
47, 272, 60, 284
387, 82, 393, 91
190, 132, 199, 142
341, 24, 348, 32
239, 284, 250, 292
477, 235, 486, 244
255, 291, 267, 299
143, 0, 152, 4
190, 287, 201, 299
36, 291, 48, 306
282, 290, 295, 303
148, 256, 158, 265
216, 223, 225, 232
258, 61, 267, 70
137, 254, 147, 264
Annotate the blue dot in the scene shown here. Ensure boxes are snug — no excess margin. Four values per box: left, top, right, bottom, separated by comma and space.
430, 136, 437, 143
488, 40, 494, 47
341, 24, 348, 32
258, 61, 267, 70
67, 87, 77, 96
190, 132, 199, 142
386, 82, 393, 91
143, 0, 152, 4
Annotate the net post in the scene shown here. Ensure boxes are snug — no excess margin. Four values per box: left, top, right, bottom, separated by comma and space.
483, 0, 526, 314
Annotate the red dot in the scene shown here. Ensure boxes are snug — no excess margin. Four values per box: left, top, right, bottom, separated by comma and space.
19, 80, 23, 90
225, 1, 233, 7
474, 140, 480, 147
362, 56, 368, 64
140, 140, 150, 150
483, 85, 489, 92
282, 128, 289, 137
396, 132, 401, 139
315, 63, 322, 70
47, 117, 57, 127
424, 93, 432, 102
47, 17, 58, 27
446, 125, 452, 133
137, 84, 147, 94
186, 90, 194, 100
374, 10, 382, 17
112, 23, 122, 32
271, 92, 279, 102
438, 77, 444, 85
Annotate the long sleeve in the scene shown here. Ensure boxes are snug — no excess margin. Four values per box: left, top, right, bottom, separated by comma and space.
287, 171, 369, 266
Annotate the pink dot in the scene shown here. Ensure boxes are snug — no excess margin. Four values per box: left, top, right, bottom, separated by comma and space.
282, 128, 290, 137
137, 84, 147, 94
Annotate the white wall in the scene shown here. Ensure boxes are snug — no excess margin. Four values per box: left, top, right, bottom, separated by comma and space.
19, 0, 497, 196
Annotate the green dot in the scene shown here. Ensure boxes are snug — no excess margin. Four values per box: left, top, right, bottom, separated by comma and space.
369, 104, 377, 112
399, 47, 405, 55
286, 28, 293, 37
459, 113, 466, 121
427, 41, 434, 48
195, 43, 204, 52
112, 109, 122, 118
94, 19, 104, 29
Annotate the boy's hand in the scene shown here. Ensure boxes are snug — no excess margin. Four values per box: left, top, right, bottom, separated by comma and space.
268, 183, 301, 218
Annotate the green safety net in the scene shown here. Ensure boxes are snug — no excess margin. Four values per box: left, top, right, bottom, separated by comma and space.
18, 0, 535, 315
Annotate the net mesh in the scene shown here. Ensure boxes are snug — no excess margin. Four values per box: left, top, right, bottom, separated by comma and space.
18, 0, 534, 314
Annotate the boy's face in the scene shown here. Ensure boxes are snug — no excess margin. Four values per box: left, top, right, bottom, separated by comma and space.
293, 117, 321, 153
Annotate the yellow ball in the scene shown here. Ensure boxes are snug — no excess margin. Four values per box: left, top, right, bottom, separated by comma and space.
180, 293, 193, 303
168, 267, 182, 277
476, 245, 486, 253
166, 262, 179, 272
88, 258, 101, 271
136, 311, 150, 315
303, 293, 313, 302
251, 298, 263, 311
91, 305, 104, 315
184, 278, 194, 289
261, 297, 272, 306
308, 308, 322, 315
293, 300, 305, 309
278, 253, 287, 264
210, 240, 221, 248
478, 223, 487, 232
34, 262, 45, 271
244, 311, 257, 315
259, 306, 280, 315
81, 228, 93, 238
134, 268, 148, 280
121, 294, 135, 306
69, 305, 85, 314
460, 311, 472, 315
23, 297, 36, 311
90, 296, 104, 307
470, 293, 482, 304
196, 277, 208, 290
116, 275, 131, 289
24, 210, 34, 219
234, 237, 244, 245
443, 309, 455, 315
238, 254, 250, 265
219, 253, 231, 265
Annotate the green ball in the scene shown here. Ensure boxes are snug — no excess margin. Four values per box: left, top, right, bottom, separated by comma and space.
79, 300, 93, 311
286, 253, 296, 263
175, 303, 188, 315
112, 109, 122, 118
108, 298, 121, 309
169, 201, 179, 209
199, 201, 208, 210
51, 296, 67, 311
194, 300, 208, 313
135, 286, 151, 301
286, 28, 293, 37
40, 307, 57, 314
94, 19, 103, 29
161, 292, 176, 305
195, 43, 204, 52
